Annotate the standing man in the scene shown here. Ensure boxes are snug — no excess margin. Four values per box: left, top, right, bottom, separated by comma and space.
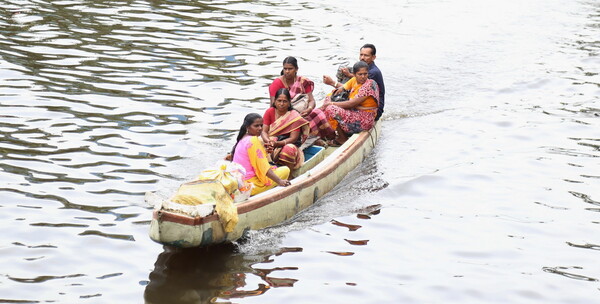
323, 43, 386, 120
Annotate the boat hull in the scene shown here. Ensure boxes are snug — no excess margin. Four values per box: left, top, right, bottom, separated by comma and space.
149, 121, 381, 247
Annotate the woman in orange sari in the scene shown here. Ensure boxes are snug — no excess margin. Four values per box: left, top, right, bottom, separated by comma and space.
262, 88, 309, 169
321, 61, 379, 146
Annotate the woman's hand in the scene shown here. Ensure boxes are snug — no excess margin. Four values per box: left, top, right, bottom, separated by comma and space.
277, 179, 291, 187
301, 93, 316, 117
269, 140, 284, 148
264, 140, 274, 153
322, 75, 335, 86
266, 167, 291, 187
261, 125, 272, 147
341, 67, 353, 78
300, 107, 312, 117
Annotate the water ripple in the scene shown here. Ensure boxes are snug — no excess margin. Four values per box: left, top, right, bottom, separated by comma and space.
0, 0, 599, 303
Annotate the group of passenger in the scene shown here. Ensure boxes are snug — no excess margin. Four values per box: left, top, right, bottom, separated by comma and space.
230, 44, 385, 195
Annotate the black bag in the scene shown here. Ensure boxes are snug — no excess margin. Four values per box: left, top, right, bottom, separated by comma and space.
331, 89, 350, 102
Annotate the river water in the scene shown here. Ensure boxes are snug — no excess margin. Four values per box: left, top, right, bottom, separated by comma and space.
0, 0, 598, 303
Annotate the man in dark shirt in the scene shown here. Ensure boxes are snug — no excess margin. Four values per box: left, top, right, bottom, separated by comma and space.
323, 43, 386, 120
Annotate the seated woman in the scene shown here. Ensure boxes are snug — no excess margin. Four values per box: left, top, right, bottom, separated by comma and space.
262, 88, 309, 170
231, 113, 291, 196
321, 61, 380, 146
269, 56, 335, 141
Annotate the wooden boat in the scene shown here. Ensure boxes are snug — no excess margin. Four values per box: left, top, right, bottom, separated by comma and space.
149, 120, 381, 248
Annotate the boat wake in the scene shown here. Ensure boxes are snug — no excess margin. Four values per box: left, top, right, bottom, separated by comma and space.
235, 153, 388, 254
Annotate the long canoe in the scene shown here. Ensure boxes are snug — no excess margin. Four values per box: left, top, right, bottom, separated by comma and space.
149, 120, 381, 247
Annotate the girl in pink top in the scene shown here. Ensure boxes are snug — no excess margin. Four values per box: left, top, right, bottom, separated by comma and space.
231, 113, 291, 195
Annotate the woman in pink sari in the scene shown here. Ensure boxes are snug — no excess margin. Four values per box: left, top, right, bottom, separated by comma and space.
269, 57, 335, 141
262, 88, 309, 169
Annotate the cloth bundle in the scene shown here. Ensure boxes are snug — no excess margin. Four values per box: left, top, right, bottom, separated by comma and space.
168, 161, 252, 232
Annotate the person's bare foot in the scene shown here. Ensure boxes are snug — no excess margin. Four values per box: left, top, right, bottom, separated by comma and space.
314, 139, 327, 146
326, 139, 343, 147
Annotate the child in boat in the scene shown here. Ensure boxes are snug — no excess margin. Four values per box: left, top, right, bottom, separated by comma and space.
231, 113, 291, 196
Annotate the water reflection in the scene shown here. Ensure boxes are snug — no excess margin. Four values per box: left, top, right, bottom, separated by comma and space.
542, 266, 598, 282
566, 242, 600, 251
145, 244, 304, 304
144, 244, 239, 304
